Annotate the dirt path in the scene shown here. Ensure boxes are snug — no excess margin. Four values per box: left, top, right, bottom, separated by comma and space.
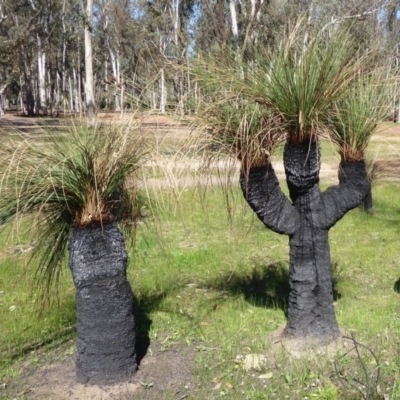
1, 112, 399, 188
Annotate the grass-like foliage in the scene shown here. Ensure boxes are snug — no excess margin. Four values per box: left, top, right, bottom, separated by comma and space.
0, 119, 146, 302
200, 98, 284, 168
329, 70, 397, 161
192, 55, 285, 168
262, 22, 370, 141
192, 19, 389, 159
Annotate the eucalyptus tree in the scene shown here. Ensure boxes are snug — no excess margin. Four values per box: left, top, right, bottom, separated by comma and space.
0, 120, 146, 383
0, 0, 40, 115
0, 0, 76, 116
193, 22, 396, 340
84, 0, 95, 124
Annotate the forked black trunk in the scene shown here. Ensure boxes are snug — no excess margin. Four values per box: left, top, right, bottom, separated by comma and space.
69, 222, 137, 383
240, 139, 369, 339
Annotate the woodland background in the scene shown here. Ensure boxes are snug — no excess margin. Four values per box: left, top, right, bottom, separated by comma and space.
1, 0, 400, 119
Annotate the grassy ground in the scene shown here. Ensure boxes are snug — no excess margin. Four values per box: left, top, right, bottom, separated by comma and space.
2, 179, 400, 399
132, 183, 400, 399
1, 115, 400, 399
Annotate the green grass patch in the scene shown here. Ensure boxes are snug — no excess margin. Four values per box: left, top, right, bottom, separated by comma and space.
2, 182, 400, 398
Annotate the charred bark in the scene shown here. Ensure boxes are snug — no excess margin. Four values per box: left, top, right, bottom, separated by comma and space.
69, 222, 137, 384
240, 140, 370, 340
239, 164, 299, 235
284, 141, 339, 338
322, 160, 370, 228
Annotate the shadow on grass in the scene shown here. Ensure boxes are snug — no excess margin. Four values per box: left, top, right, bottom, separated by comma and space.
206, 261, 342, 319
133, 291, 166, 365
394, 278, 400, 293
209, 262, 291, 317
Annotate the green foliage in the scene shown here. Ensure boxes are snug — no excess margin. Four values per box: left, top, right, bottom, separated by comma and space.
329, 71, 397, 160
192, 19, 389, 165
0, 120, 146, 302
258, 21, 366, 141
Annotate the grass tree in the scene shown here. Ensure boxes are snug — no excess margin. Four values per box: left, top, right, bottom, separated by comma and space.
193, 23, 396, 340
0, 121, 145, 383
329, 73, 395, 212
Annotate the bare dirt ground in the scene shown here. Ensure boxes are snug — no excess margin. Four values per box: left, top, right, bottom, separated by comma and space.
1, 112, 400, 400
1, 328, 360, 400
2, 112, 400, 185
2, 339, 196, 400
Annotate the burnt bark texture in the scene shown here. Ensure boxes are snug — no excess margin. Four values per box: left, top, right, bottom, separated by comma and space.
69, 222, 137, 384
240, 140, 370, 339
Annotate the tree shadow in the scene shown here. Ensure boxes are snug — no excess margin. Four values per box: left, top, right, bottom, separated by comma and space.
331, 261, 343, 302
207, 261, 342, 319
132, 291, 166, 366
394, 278, 400, 293
211, 262, 291, 317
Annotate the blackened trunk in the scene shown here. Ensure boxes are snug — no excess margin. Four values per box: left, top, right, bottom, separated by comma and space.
69, 222, 137, 384
339, 164, 373, 213
240, 139, 370, 340
283, 141, 339, 338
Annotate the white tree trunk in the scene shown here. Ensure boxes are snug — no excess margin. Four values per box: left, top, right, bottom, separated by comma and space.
172, 0, 180, 46
62, 0, 67, 114
120, 76, 124, 118
69, 76, 74, 112
84, 0, 95, 126
151, 89, 156, 110
105, 60, 109, 109
0, 83, 7, 116
37, 36, 47, 115
73, 66, 80, 113
160, 68, 166, 113
55, 71, 61, 113
19, 76, 25, 114
109, 49, 121, 112
229, 0, 238, 40
394, 46, 400, 123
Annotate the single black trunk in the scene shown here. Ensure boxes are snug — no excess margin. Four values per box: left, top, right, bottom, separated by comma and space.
240, 139, 370, 340
284, 142, 338, 338
69, 222, 137, 384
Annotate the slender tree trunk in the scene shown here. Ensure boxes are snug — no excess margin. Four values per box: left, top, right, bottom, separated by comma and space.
24, 72, 35, 117
151, 89, 156, 110
105, 60, 109, 109
229, 0, 238, 41
84, 0, 95, 126
120, 76, 124, 118
0, 83, 7, 116
62, 0, 67, 114
19, 76, 25, 114
69, 76, 74, 111
160, 68, 166, 113
69, 222, 137, 384
240, 139, 370, 340
37, 37, 47, 115
394, 46, 399, 123
109, 50, 120, 112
